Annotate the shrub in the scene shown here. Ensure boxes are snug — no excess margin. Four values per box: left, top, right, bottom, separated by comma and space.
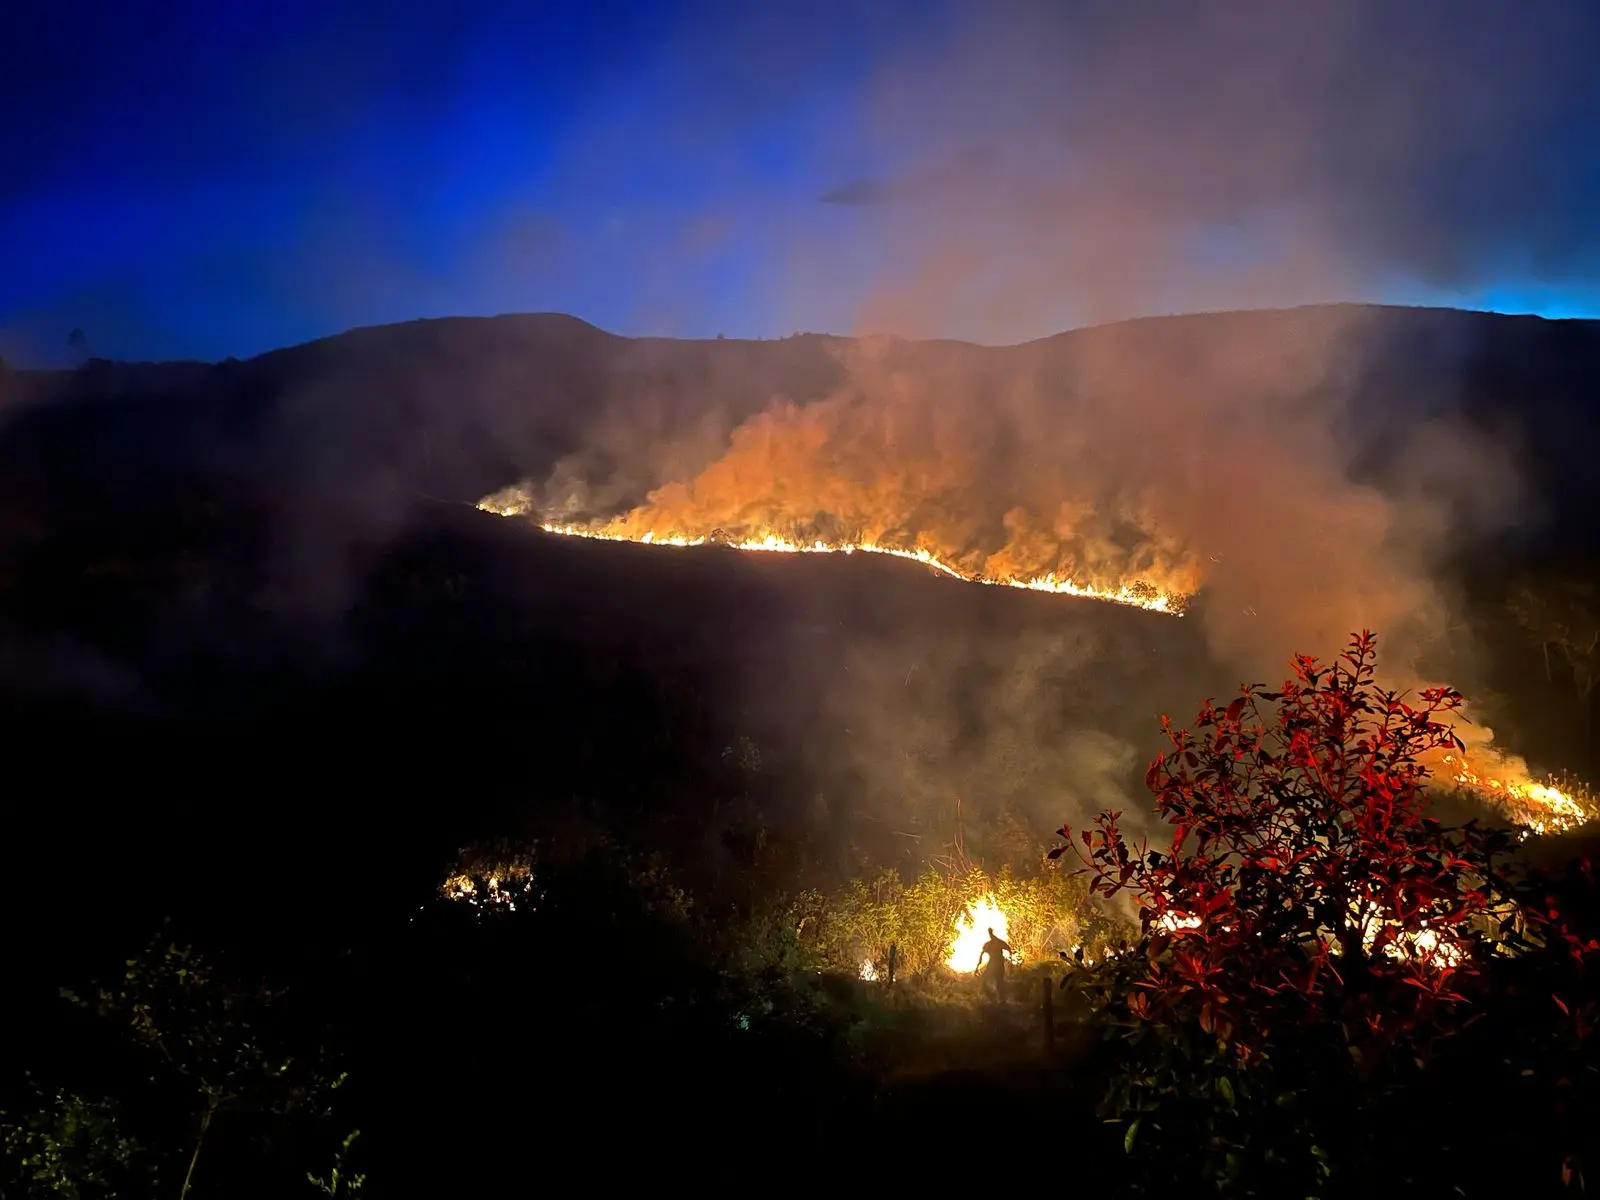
1055, 632, 1597, 1196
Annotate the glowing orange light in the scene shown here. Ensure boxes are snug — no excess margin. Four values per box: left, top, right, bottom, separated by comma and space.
946, 894, 1014, 972
477, 497, 1185, 614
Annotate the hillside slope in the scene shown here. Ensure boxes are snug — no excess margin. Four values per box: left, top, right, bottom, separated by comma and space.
1, 304, 1597, 978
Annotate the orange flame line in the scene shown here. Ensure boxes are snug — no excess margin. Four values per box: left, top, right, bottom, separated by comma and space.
502, 513, 1186, 615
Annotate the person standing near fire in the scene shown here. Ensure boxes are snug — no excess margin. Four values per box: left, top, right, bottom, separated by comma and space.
975, 927, 1013, 1001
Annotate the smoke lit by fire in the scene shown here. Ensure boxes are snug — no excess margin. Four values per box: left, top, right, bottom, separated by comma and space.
475, 355, 1236, 618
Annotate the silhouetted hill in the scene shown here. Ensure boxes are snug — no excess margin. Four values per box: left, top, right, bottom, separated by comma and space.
3, 304, 1599, 988
4, 302, 1597, 728
8, 303, 1598, 535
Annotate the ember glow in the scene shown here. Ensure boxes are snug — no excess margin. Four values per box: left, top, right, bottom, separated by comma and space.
946, 893, 1013, 972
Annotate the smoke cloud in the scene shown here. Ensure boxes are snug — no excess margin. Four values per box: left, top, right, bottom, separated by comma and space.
505, 311, 1516, 678
790, 0, 1597, 341
476, 0, 1587, 851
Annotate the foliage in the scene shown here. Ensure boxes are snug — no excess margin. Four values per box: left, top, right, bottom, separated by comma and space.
1454, 856, 1600, 1194
306, 1130, 365, 1196
792, 863, 1112, 978
1053, 632, 1590, 1196
63, 925, 342, 1199
1508, 573, 1600, 702
0, 1080, 151, 1199
392, 832, 873, 1179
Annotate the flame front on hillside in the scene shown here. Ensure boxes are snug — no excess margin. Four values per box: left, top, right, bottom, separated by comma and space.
481, 504, 1184, 614
475, 495, 1591, 838
1442, 755, 1588, 837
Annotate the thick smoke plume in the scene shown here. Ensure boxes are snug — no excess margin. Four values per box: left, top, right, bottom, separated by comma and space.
499, 309, 1515, 678
480, 0, 1593, 845
489, 304, 1544, 849
493, 0, 1573, 663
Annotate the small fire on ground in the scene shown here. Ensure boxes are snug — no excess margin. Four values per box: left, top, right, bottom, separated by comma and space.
1160, 907, 1466, 970
855, 893, 1017, 981
946, 893, 1013, 973
440, 845, 538, 914
441, 869, 537, 911
1442, 755, 1588, 837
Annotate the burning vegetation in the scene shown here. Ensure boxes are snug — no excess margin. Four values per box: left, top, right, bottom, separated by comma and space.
416, 628, 1595, 1197
475, 354, 1218, 617
440, 841, 539, 914
478, 507, 1183, 614
476, 491, 1591, 836
1055, 631, 1600, 1193
789, 864, 1128, 986
1441, 755, 1590, 837
476, 324, 1595, 837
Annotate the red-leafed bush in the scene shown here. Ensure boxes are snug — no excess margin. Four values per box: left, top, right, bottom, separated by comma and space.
1058, 632, 1597, 1196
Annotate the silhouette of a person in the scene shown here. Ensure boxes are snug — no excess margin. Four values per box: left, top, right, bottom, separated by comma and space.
976, 927, 1012, 1000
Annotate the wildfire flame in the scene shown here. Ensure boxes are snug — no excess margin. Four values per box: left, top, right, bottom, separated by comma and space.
440, 844, 538, 914
1379, 925, 1464, 970
1161, 907, 1465, 971
1441, 755, 1588, 837
475, 498, 1593, 838
946, 893, 1013, 972
441, 870, 536, 911
506, 513, 1184, 614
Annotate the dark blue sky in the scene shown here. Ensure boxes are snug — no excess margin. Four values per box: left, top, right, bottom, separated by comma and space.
3, 0, 1599, 363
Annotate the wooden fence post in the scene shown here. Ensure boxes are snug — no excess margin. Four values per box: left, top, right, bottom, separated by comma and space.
888, 942, 897, 988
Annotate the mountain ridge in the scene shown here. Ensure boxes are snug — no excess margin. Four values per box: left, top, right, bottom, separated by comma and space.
11, 301, 1595, 378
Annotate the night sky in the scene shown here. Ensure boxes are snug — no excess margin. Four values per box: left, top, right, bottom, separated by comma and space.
3, 0, 1599, 364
